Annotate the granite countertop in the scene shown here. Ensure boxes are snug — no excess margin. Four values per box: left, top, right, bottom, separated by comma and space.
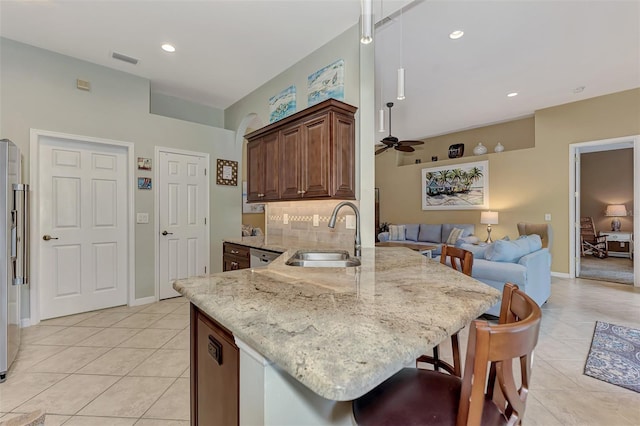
174, 246, 501, 401
224, 235, 353, 253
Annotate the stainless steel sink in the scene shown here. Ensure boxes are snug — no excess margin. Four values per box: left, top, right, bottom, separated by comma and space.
285, 250, 361, 267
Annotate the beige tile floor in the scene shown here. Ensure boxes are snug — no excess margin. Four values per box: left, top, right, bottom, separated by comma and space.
1, 276, 639, 425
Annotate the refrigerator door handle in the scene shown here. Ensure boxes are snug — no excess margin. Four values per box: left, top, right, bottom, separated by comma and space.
12, 184, 29, 286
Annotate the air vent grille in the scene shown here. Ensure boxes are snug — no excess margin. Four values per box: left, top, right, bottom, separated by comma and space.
111, 51, 139, 65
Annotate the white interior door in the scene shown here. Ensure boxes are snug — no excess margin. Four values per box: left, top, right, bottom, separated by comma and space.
39, 137, 128, 319
158, 150, 209, 299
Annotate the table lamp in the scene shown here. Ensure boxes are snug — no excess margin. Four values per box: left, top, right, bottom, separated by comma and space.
480, 211, 499, 243
605, 204, 627, 231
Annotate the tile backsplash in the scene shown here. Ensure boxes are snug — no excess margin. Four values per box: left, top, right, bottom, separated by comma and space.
266, 200, 360, 245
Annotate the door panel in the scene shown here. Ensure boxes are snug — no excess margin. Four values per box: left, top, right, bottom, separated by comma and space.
39, 138, 128, 320
159, 151, 209, 299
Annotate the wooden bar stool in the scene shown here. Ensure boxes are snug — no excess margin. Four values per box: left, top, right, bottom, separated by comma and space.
353, 283, 542, 426
416, 244, 473, 376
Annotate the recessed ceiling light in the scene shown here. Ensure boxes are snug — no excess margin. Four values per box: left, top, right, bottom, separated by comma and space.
507, 92, 518, 97
449, 30, 464, 40
161, 43, 176, 53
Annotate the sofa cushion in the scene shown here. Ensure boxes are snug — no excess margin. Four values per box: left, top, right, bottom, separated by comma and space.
484, 235, 542, 262
405, 224, 420, 241
418, 224, 441, 242
389, 224, 406, 241
460, 242, 489, 259
446, 227, 465, 245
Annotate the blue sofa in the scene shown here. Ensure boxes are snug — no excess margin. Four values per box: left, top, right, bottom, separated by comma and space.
456, 235, 551, 316
378, 223, 476, 256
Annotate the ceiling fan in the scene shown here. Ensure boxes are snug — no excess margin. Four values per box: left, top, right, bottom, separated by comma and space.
375, 102, 424, 155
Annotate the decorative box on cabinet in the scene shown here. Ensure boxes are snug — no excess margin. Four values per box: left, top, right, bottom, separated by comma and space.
245, 99, 357, 202
223, 242, 250, 271
191, 304, 239, 425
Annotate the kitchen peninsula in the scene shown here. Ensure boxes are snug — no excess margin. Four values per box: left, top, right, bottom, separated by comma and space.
174, 245, 501, 425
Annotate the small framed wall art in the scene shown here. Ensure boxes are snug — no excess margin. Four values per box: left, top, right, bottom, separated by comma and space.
138, 177, 152, 190
216, 159, 238, 186
137, 157, 152, 170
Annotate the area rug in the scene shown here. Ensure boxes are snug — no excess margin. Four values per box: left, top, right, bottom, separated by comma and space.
579, 256, 634, 285
584, 321, 640, 392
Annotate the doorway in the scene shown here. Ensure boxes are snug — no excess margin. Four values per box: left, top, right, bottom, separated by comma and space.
569, 135, 639, 287
156, 147, 209, 300
30, 130, 135, 323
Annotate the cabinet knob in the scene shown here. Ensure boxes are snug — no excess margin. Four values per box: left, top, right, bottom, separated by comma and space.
230, 249, 239, 254
231, 261, 239, 270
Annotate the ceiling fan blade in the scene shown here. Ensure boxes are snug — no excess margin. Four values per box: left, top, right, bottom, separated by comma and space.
399, 140, 424, 146
395, 145, 415, 152
381, 136, 398, 145
375, 146, 391, 155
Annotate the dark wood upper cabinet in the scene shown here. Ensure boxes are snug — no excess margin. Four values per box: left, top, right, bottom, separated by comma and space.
246, 131, 279, 202
245, 99, 357, 202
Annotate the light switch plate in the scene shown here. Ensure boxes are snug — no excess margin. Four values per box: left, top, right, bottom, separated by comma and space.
137, 213, 149, 224
346, 214, 356, 229
283, 213, 289, 225
544, 213, 551, 221
313, 214, 319, 227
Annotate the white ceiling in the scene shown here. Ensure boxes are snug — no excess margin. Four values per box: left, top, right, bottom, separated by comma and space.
1, 0, 639, 142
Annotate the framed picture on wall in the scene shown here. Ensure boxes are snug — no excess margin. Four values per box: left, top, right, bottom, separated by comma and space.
421, 160, 489, 210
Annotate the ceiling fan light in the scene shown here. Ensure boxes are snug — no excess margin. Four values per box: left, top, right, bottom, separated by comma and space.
397, 68, 405, 100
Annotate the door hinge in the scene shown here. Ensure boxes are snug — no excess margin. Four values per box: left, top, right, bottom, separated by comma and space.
204, 217, 207, 225
204, 266, 207, 274
204, 168, 207, 176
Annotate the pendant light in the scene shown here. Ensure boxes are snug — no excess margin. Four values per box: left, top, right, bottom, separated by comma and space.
361, 0, 373, 44
378, 0, 386, 133
397, 7, 405, 100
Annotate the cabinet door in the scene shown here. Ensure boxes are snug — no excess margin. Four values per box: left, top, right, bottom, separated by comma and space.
301, 113, 331, 198
192, 306, 239, 425
262, 132, 280, 201
279, 124, 303, 199
331, 111, 356, 198
246, 133, 280, 202
246, 140, 263, 202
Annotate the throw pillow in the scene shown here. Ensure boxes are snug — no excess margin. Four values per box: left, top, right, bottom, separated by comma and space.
388, 224, 406, 241
446, 227, 464, 245
405, 224, 420, 241
418, 224, 442, 242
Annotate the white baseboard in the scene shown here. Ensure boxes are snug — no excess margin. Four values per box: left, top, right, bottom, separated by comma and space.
130, 296, 157, 306
20, 318, 31, 328
551, 271, 572, 279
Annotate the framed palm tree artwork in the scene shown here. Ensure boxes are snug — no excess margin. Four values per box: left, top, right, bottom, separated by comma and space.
421, 160, 489, 210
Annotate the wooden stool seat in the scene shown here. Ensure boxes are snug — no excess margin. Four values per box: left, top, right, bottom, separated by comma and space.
353, 368, 507, 426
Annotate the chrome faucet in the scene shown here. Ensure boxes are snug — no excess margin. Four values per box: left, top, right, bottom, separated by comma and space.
328, 201, 361, 257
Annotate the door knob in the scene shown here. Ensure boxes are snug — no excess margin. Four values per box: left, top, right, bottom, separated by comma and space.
43, 234, 59, 241
162, 230, 174, 236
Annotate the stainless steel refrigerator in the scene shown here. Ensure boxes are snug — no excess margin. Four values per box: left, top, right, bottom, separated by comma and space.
1, 139, 29, 382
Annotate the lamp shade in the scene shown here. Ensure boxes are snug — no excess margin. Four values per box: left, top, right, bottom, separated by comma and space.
480, 211, 499, 225
605, 204, 627, 217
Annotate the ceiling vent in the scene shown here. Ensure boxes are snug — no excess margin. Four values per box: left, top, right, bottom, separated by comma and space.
111, 51, 139, 65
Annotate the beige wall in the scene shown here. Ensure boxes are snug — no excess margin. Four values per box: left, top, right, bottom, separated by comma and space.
581, 149, 633, 233
376, 88, 640, 273
1, 38, 241, 315
397, 117, 535, 166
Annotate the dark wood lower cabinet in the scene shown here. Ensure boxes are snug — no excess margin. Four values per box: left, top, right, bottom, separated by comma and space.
191, 304, 239, 425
